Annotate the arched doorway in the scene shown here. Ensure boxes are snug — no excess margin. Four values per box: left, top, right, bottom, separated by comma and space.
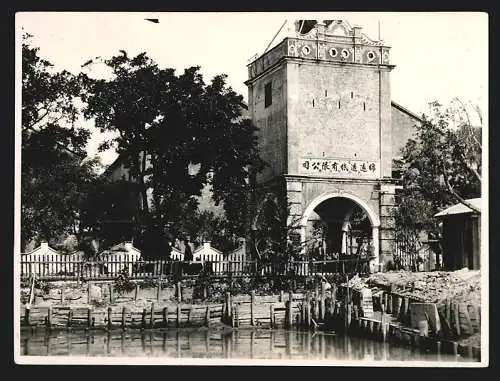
300, 192, 380, 272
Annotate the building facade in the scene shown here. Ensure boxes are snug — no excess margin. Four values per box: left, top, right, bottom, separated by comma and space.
246, 20, 421, 271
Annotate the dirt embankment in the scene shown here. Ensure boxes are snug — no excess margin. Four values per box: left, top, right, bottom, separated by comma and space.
365, 268, 482, 308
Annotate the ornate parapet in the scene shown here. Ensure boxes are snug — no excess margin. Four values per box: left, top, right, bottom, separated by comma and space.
247, 19, 393, 81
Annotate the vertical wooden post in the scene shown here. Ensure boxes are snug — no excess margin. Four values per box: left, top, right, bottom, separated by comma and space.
163, 306, 169, 328
305, 292, 311, 329
47, 306, 52, 329
87, 282, 92, 304
285, 300, 291, 329
68, 307, 73, 328
107, 307, 112, 330
177, 303, 181, 328
177, 282, 182, 303
280, 290, 285, 303
445, 298, 451, 324
205, 305, 211, 327
121, 307, 127, 330
453, 302, 461, 336
109, 284, 114, 304
225, 292, 232, 324
60, 286, 65, 304
395, 296, 402, 319
380, 304, 387, 341
269, 304, 274, 329
387, 293, 393, 314
87, 307, 92, 329
150, 303, 155, 329
134, 283, 139, 302
188, 305, 194, 326
250, 290, 255, 326
156, 278, 162, 302
404, 297, 410, 325
320, 282, 326, 321
24, 305, 30, 327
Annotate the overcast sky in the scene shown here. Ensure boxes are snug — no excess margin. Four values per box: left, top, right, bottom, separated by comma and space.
16, 12, 488, 166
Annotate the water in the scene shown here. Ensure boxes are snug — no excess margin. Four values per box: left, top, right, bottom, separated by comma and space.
19, 328, 477, 363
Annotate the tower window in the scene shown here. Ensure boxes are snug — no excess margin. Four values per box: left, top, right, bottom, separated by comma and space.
363, 102, 366, 111
312, 99, 315, 107
351, 92, 354, 99
264, 82, 272, 108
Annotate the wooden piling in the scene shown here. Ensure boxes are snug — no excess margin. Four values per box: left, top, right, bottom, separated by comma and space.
250, 290, 255, 326
225, 292, 232, 324
141, 308, 147, 329
285, 300, 291, 329
47, 306, 52, 329
134, 283, 139, 301
67, 307, 73, 328
205, 306, 210, 327
387, 293, 393, 314
109, 284, 114, 304
176, 304, 181, 328
280, 290, 284, 303
305, 292, 311, 329
60, 286, 65, 304
107, 307, 112, 329
156, 278, 162, 302
395, 296, 402, 319
150, 303, 155, 329
121, 307, 127, 329
24, 305, 30, 326
188, 305, 194, 326
403, 297, 410, 324
453, 302, 461, 336
177, 282, 182, 303
270, 304, 274, 329
320, 282, 326, 321
87, 307, 92, 328
163, 306, 169, 327
87, 282, 92, 304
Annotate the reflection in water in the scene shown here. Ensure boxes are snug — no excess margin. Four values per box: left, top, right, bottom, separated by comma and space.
20, 329, 475, 362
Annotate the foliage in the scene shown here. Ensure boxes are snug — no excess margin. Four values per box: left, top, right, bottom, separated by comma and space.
80, 51, 263, 256
21, 34, 101, 249
113, 268, 136, 294
395, 98, 482, 245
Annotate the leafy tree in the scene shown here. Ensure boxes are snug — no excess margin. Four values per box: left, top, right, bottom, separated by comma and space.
394, 98, 482, 265
21, 34, 100, 250
80, 51, 263, 256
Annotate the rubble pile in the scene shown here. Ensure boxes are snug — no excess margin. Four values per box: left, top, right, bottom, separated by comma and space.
366, 268, 482, 307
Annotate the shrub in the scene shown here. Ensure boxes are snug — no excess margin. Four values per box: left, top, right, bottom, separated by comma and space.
113, 268, 136, 294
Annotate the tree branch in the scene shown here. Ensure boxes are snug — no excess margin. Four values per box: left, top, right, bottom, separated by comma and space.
441, 163, 481, 213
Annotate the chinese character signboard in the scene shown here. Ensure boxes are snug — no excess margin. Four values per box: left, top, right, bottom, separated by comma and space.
299, 158, 380, 178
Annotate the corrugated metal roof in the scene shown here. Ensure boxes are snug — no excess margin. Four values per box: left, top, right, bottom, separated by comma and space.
434, 198, 482, 217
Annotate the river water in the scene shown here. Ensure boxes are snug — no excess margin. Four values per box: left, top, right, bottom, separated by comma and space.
19, 328, 477, 364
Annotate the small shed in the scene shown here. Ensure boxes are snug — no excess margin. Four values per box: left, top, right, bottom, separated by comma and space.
434, 198, 481, 270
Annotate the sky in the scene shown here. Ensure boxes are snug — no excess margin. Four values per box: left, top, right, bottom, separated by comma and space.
16, 12, 488, 167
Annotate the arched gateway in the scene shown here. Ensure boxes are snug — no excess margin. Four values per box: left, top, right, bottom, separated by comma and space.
299, 191, 381, 272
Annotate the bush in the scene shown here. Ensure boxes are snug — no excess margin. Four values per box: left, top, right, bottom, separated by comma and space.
113, 268, 136, 294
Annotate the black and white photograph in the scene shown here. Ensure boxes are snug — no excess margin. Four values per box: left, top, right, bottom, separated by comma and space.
14, 12, 488, 366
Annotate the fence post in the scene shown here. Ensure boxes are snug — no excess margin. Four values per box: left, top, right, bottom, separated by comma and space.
134, 283, 139, 302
